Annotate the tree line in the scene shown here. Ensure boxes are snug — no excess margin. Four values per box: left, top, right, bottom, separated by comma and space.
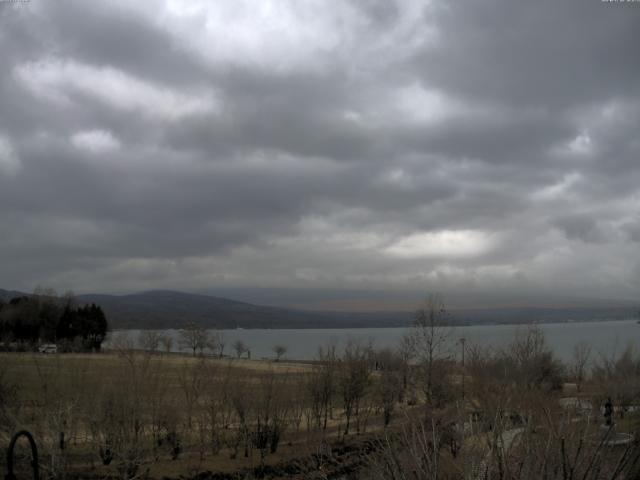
0, 288, 108, 351
136, 322, 290, 361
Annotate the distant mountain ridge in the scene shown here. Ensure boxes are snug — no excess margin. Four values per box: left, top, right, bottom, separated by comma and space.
1, 288, 637, 329
76, 290, 416, 329
0, 289, 28, 302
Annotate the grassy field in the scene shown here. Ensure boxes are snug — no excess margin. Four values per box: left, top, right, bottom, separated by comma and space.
0, 350, 398, 479
4, 327, 640, 480
0, 351, 312, 397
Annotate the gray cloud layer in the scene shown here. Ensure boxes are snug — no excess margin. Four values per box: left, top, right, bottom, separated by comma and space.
1, 0, 639, 303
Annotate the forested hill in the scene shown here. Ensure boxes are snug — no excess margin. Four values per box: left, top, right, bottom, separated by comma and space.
75, 290, 411, 329
1, 289, 637, 330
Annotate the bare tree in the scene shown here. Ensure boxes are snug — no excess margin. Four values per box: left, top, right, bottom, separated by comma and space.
272, 344, 287, 361
209, 331, 226, 358
339, 340, 372, 435
571, 340, 592, 391
396, 334, 416, 402
412, 293, 451, 405
508, 325, 563, 391
138, 330, 161, 353
178, 358, 207, 429
233, 340, 248, 358
366, 417, 450, 480
0, 361, 18, 435
179, 322, 210, 356
109, 330, 136, 353
201, 361, 226, 456
368, 400, 640, 480
376, 366, 401, 427
90, 348, 162, 478
159, 334, 173, 354
250, 370, 291, 462
228, 370, 252, 459
306, 343, 338, 431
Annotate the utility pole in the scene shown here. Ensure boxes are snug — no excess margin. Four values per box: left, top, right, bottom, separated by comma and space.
458, 337, 467, 461
459, 337, 466, 403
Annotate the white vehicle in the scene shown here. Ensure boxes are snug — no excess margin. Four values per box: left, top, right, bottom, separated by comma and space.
38, 344, 58, 354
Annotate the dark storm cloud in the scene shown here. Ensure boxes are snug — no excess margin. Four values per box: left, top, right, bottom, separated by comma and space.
0, 0, 639, 302
415, 1, 640, 107
625, 220, 640, 243
397, 111, 575, 164
48, 2, 215, 88
552, 214, 606, 244
347, 0, 400, 27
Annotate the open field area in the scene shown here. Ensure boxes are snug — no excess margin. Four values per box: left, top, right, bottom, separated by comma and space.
0, 352, 314, 402
0, 349, 414, 479
3, 322, 640, 479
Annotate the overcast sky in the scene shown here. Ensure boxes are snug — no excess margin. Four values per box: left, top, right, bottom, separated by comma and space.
1, 0, 639, 305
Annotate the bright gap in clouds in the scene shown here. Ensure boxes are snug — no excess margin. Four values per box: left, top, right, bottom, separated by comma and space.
71, 130, 121, 154
386, 230, 493, 258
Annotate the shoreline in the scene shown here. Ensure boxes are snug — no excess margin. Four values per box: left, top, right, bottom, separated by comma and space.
110, 317, 639, 331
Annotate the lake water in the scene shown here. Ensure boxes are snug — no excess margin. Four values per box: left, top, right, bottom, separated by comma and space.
111, 319, 640, 363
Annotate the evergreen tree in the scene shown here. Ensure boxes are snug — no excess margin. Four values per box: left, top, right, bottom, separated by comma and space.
0, 294, 108, 351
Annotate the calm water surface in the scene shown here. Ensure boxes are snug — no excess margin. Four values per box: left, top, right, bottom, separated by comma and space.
112, 319, 640, 362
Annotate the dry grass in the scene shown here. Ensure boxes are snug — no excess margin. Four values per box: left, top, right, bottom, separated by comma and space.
0, 351, 390, 478
0, 352, 311, 399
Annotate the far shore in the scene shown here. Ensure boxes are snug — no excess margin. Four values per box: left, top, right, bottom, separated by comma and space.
111, 316, 639, 331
